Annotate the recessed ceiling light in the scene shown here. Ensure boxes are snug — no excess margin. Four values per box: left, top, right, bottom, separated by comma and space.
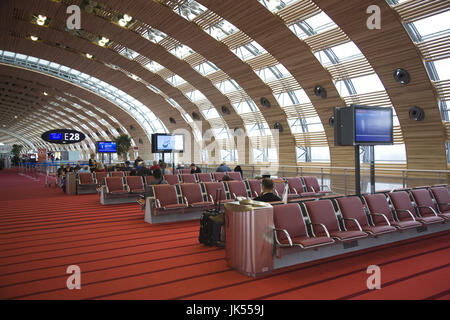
14, 115, 18, 119
86, 53, 93, 59
98, 37, 109, 46
43, 92, 49, 96
36, 15, 47, 26
118, 19, 127, 27
123, 14, 132, 22
30, 35, 39, 41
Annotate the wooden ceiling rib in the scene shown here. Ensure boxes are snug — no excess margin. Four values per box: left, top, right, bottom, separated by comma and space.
277, 0, 321, 25
394, 0, 450, 23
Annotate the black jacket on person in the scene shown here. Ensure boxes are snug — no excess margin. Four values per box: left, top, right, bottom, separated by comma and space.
253, 192, 281, 203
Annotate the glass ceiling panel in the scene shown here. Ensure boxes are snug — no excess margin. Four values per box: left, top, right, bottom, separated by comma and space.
0, 50, 167, 137
411, 11, 450, 40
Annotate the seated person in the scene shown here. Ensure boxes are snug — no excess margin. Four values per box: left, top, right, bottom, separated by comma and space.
253, 178, 281, 203
95, 162, 106, 172
149, 168, 168, 185
190, 163, 201, 174
137, 163, 150, 176
150, 160, 161, 172
216, 163, 231, 172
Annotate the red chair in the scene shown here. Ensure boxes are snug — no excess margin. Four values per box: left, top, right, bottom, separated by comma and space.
213, 172, 226, 181
363, 194, 422, 230
78, 172, 96, 185
94, 172, 107, 185
105, 177, 128, 194
153, 184, 187, 210
126, 176, 145, 194
203, 182, 233, 204
273, 203, 334, 249
273, 180, 287, 198
389, 191, 444, 225
110, 171, 124, 177
305, 200, 367, 241
430, 187, 450, 220
286, 177, 315, 197
410, 189, 447, 223
145, 176, 155, 185
227, 172, 243, 181
336, 196, 397, 236
180, 169, 191, 174
302, 176, 332, 194
164, 174, 180, 185
247, 179, 262, 197
181, 174, 197, 183
180, 183, 213, 208
197, 173, 213, 182
226, 180, 250, 198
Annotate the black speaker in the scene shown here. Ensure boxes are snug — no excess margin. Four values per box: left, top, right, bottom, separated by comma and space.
169, 117, 176, 124
192, 111, 200, 120
314, 85, 327, 99
328, 116, 335, 127
221, 105, 230, 115
394, 68, 410, 84
409, 106, 425, 121
129, 125, 135, 131
260, 97, 271, 108
273, 122, 283, 132
138, 138, 143, 144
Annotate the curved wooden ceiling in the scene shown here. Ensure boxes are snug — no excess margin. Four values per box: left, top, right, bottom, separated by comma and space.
0, 0, 448, 170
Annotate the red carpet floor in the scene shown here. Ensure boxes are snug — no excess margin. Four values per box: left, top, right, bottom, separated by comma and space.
0, 168, 449, 300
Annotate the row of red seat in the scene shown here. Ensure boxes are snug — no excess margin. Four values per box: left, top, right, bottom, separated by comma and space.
273, 186, 449, 250
148, 177, 333, 214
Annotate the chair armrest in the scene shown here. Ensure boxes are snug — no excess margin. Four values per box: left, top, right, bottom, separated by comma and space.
310, 223, 331, 238
155, 198, 161, 208
396, 209, 417, 220
183, 196, 189, 207
417, 206, 438, 217
209, 194, 215, 203
232, 193, 237, 199
342, 218, 363, 231
369, 213, 392, 226
273, 228, 293, 247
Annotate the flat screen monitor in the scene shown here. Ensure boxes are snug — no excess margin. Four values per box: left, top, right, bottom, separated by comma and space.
354, 106, 393, 144
49, 132, 63, 141
97, 141, 117, 153
152, 134, 184, 153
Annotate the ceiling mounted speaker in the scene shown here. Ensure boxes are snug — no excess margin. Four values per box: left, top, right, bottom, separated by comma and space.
169, 117, 176, 124
328, 116, 335, 127
394, 68, 411, 84
409, 106, 425, 121
192, 111, 201, 120
273, 122, 283, 132
129, 125, 135, 131
314, 85, 327, 99
260, 97, 271, 108
221, 105, 230, 115
116, 127, 121, 133
138, 138, 143, 144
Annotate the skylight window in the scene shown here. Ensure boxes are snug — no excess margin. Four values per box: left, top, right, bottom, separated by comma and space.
186, 90, 207, 102
144, 61, 163, 72
201, 108, 220, 120
195, 61, 218, 75
433, 58, 450, 81
176, 0, 207, 21
166, 74, 187, 86
411, 11, 450, 40
232, 100, 258, 114
207, 19, 238, 40
330, 41, 363, 61
351, 74, 385, 94
304, 12, 336, 34
143, 28, 167, 43
170, 44, 194, 59
118, 47, 139, 60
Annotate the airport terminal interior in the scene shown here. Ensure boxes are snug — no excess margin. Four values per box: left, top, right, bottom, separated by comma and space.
0, 0, 449, 302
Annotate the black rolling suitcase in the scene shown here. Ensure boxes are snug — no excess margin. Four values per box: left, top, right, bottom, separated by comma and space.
199, 188, 225, 247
